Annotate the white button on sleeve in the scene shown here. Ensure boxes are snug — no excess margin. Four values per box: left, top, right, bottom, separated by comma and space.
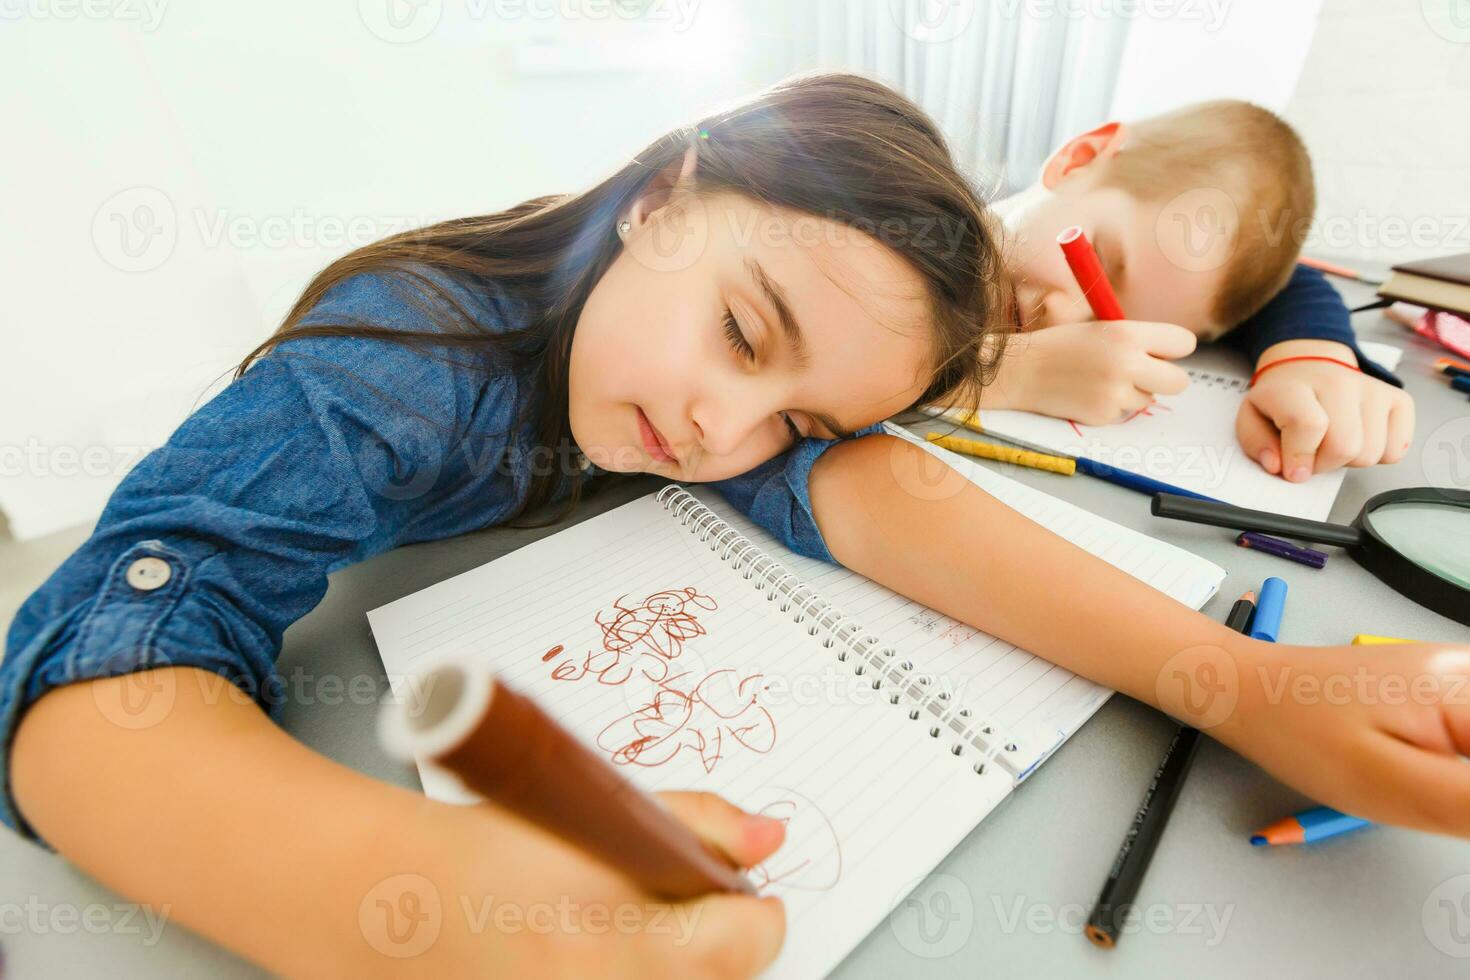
125, 556, 173, 591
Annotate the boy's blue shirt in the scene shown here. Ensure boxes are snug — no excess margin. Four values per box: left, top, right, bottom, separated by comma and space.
0, 261, 1382, 844
1223, 264, 1400, 387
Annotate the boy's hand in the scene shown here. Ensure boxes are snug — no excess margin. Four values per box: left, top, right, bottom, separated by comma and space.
985, 319, 1196, 424
1237, 339, 1415, 482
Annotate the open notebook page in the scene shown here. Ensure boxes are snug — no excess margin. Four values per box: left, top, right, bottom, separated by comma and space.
686, 421, 1226, 780
367, 489, 1012, 980
928, 341, 1403, 522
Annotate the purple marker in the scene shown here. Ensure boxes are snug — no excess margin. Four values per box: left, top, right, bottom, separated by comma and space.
1236, 531, 1328, 569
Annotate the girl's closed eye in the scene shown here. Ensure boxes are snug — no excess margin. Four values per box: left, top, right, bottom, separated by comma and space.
721, 306, 805, 442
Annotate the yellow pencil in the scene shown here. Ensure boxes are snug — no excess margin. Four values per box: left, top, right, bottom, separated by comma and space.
1351, 634, 1415, 645
925, 432, 1076, 476
939, 407, 986, 436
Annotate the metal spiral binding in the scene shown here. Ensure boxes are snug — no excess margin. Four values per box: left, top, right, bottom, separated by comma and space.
654, 485, 1024, 775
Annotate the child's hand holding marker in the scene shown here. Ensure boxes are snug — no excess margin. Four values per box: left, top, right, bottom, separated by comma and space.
985, 317, 1196, 424
384, 788, 787, 977
1237, 338, 1416, 482
980, 226, 1197, 424
12, 669, 788, 978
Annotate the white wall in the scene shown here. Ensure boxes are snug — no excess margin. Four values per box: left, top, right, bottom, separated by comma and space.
1283, 0, 1470, 264
0, 0, 788, 540
1109, 0, 1323, 118
1109, 0, 1470, 265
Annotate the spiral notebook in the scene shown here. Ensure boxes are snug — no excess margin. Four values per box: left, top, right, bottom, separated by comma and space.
927, 341, 1404, 521
366, 423, 1225, 979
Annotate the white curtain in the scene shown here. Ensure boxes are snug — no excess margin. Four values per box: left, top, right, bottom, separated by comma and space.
785, 0, 1133, 196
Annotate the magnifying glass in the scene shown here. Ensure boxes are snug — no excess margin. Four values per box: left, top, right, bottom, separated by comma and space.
1151, 488, 1470, 628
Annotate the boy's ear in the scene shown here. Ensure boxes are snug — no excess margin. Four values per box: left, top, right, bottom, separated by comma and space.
626, 145, 700, 230
1040, 121, 1128, 190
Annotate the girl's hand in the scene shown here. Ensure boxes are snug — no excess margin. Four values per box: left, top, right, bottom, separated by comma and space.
1237, 339, 1416, 482
361, 788, 788, 979
11, 669, 785, 980
984, 319, 1197, 424
1202, 640, 1470, 836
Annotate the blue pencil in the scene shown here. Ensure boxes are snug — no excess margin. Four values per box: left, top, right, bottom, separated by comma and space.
1251, 806, 1372, 846
1248, 581, 1378, 846
1072, 455, 1222, 503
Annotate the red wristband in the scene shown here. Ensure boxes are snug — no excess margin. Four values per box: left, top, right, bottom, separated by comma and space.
1248, 355, 1361, 388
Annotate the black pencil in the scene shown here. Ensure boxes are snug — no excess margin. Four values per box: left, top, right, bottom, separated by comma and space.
1084, 590, 1255, 948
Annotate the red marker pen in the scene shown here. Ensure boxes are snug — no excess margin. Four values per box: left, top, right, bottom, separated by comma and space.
1057, 225, 1126, 321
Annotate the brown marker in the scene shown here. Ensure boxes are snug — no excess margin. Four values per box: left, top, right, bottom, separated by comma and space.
379, 662, 754, 900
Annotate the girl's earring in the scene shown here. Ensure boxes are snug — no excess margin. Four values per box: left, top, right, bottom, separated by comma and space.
617, 219, 632, 237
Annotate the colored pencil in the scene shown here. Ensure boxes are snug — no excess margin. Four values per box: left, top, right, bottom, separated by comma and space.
1073, 455, 1221, 503
926, 432, 1076, 475
1297, 255, 1384, 285
1251, 806, 1371, 846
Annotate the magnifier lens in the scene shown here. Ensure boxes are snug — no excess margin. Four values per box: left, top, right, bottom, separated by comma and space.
1366, 500, 1470, 590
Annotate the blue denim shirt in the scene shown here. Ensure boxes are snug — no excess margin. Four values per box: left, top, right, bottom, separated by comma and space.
0, 267, 881, 844
0, 260, 1372, 845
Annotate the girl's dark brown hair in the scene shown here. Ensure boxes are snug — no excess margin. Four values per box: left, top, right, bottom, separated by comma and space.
234, 72, 1011, 527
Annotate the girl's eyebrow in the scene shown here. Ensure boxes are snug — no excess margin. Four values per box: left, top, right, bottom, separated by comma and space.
743, 257, 856, 440
745, 257, 810, 370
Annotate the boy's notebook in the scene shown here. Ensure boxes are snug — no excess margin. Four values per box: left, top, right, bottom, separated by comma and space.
366, 424, 1225, 979
926, 341, 1403, 522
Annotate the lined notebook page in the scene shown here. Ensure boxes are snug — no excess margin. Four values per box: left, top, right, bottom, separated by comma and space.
683, 422, 1225, 780
367, 490, 1012, 980
932, 341, 1403, 522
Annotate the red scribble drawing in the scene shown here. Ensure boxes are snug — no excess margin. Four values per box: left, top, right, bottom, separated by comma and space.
549, 588, 718, 687
1067, 400, 1174, 437
941, 623, 979, 647
747, 790, 843, 893
540, 587, 775, 773
539, 644, 564, 662
597, 668, 776, 773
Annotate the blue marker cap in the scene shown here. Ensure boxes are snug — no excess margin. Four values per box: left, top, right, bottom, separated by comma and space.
1250, 576, 1288, 642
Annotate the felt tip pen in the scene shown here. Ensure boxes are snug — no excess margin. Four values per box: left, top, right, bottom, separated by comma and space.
1057, 226, 1126, 321
1236, 531, 1328, 569
1249, 576, 1288, 642
1251, 806, 1372, 846
1084, 590, 1256, 949
380, 663, 757, 899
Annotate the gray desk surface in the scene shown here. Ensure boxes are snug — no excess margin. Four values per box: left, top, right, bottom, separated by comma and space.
4, 293, 1470, 979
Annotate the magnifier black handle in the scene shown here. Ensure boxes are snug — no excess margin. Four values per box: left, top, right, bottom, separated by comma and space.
1151, 493, 1363, 548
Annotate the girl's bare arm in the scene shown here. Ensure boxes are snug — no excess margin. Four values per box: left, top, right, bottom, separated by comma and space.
11, 668, 784, 978
810, 433, 1470, 837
